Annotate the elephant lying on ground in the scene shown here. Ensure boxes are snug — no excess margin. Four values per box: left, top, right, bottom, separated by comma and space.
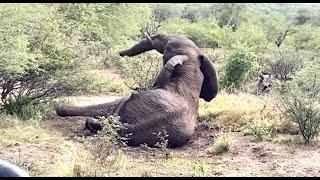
56, 34, 219, 147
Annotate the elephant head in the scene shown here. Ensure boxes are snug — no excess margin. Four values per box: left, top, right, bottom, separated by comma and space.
119, 33, 219, 102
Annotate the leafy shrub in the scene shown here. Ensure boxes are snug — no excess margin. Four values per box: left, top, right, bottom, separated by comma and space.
278, 120, 299, 135
0, 4, 103, 104
268, 48, 304, 82
0, 4, 153, 106
280, 61, 320, 144
76, 115, 131, 176
221, 52, 255, 89
1, 96, 42, 122
117, 51, 162, 92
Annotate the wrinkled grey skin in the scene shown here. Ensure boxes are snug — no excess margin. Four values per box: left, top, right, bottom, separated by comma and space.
56, 34, 219, 148
0, 160, 30, 177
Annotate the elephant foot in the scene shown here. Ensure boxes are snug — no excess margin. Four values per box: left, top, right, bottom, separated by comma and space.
85, 118, 103, 134
56, 105, 68, 117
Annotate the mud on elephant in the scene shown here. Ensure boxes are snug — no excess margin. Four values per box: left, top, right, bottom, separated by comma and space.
56, 34, 219, 148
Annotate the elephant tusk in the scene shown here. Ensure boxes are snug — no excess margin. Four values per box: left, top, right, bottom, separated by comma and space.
144, 32, 154, 46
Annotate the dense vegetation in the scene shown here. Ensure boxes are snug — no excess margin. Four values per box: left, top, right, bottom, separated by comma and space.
1, 3, 319, 97
0, 3, 320, 176
1, 2, 320, 142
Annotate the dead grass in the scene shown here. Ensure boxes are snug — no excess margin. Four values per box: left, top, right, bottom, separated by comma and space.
198, 90, 282, 129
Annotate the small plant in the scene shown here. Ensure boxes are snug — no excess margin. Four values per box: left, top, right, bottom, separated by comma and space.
241, 119, 279, 141
86, 115, 130, 160
191, 162, 211, 177
0, 113, 20, 129
209, 136, 231, 155
80, 115, 130, 176
153, 128, 171, 160
141, 171, 153, 177
278, 120, 299, 135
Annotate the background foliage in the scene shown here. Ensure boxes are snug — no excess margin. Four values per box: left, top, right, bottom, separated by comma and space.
1, 3, 320, 143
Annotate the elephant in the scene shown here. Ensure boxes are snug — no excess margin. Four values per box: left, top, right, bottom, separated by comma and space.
0, 160, 30, 177
56, 34, 219, 148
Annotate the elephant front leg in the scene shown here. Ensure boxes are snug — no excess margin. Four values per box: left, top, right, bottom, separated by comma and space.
152, 55, 188, 88
85, 117, 103, 134
85, 117, 133, 135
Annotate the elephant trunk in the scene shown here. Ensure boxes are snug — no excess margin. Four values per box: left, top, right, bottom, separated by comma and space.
119, 39, 154, 57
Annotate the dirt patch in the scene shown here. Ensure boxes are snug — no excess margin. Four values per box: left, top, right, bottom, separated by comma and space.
41, 116, 86, 139
0, 142, 62, 175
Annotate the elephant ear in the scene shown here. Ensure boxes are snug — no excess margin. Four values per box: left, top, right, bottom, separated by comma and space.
199, 55, 219, 102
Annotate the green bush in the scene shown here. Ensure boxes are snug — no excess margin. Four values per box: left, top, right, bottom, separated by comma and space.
221, 52, 255, 89
117, 51, 162, 92
280, 61, 320, 145
268, 48, 305, 82
0, 4, 154, 106
1, 96, 42, 122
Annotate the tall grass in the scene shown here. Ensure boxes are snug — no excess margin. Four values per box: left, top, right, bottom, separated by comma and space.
198, 91, 284, 141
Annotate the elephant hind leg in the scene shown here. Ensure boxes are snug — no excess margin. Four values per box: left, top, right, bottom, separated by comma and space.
56, 96, 130, 118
